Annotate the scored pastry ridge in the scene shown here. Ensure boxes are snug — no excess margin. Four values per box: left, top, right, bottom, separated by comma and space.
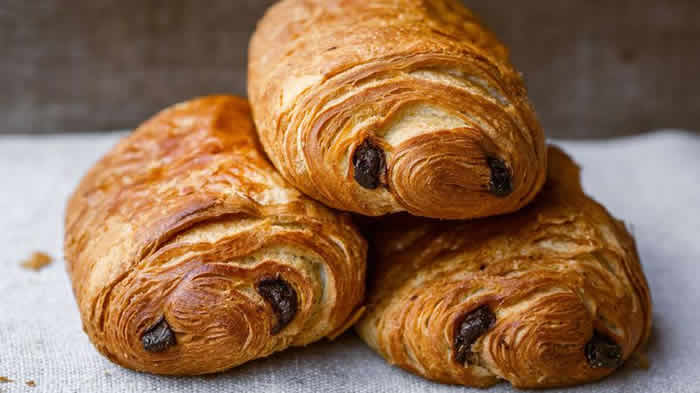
356, 146, 652, 388
248, 0, 547, 219
64, 95, 367, 375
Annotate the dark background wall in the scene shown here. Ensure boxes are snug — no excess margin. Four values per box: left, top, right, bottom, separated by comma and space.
2, 0, 699, 138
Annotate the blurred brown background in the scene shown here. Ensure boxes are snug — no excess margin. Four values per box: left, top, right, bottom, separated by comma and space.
2, 0, 699, 138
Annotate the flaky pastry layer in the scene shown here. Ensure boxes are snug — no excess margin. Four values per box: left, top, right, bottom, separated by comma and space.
248, 0, 546, 218
64, 96, 367, 375
356, 146, 652, 388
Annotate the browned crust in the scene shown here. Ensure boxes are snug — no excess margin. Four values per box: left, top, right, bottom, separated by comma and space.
248, 0, 546, 219
64, 95, 367, 375
356, 146, 652, 388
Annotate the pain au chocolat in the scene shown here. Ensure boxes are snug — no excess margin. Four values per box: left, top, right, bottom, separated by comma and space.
248, 0, 546, 219
64, 96, 366, 375
356, 146, 652, 388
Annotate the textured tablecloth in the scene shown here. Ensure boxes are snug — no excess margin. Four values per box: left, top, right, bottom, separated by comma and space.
1, 130, 699, 393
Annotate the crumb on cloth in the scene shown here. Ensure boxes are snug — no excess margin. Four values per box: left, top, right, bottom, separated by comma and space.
21, 252, 53, 271
26, 380, 36, 387
0, 376, 13, 383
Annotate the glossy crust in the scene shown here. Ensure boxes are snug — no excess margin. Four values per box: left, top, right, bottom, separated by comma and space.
64, 96, 367, 375
248, 0, 546, 219
356, 146, 652, 388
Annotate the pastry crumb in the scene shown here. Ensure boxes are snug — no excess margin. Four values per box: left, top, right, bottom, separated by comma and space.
25, 380, 36, 387
0, 376, 13, 383
21, 252, 53, 271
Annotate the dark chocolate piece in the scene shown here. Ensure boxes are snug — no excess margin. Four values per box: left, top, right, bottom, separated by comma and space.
454, 305, 496, 364
256, 277, 298, 334
353, 139, 385, 189
142, 317, 176, 352
585, 332, 623, 368
487, 157, 512, 197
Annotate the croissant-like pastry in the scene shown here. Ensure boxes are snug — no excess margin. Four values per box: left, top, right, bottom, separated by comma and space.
356, 146, 652, 388
64, 96, 367, 375
248, 0, 546, 219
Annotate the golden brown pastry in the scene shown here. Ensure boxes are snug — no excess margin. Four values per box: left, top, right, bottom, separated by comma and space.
356, 146, 652, 388
248, 0, 546, 219
64, 96, 366, 375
